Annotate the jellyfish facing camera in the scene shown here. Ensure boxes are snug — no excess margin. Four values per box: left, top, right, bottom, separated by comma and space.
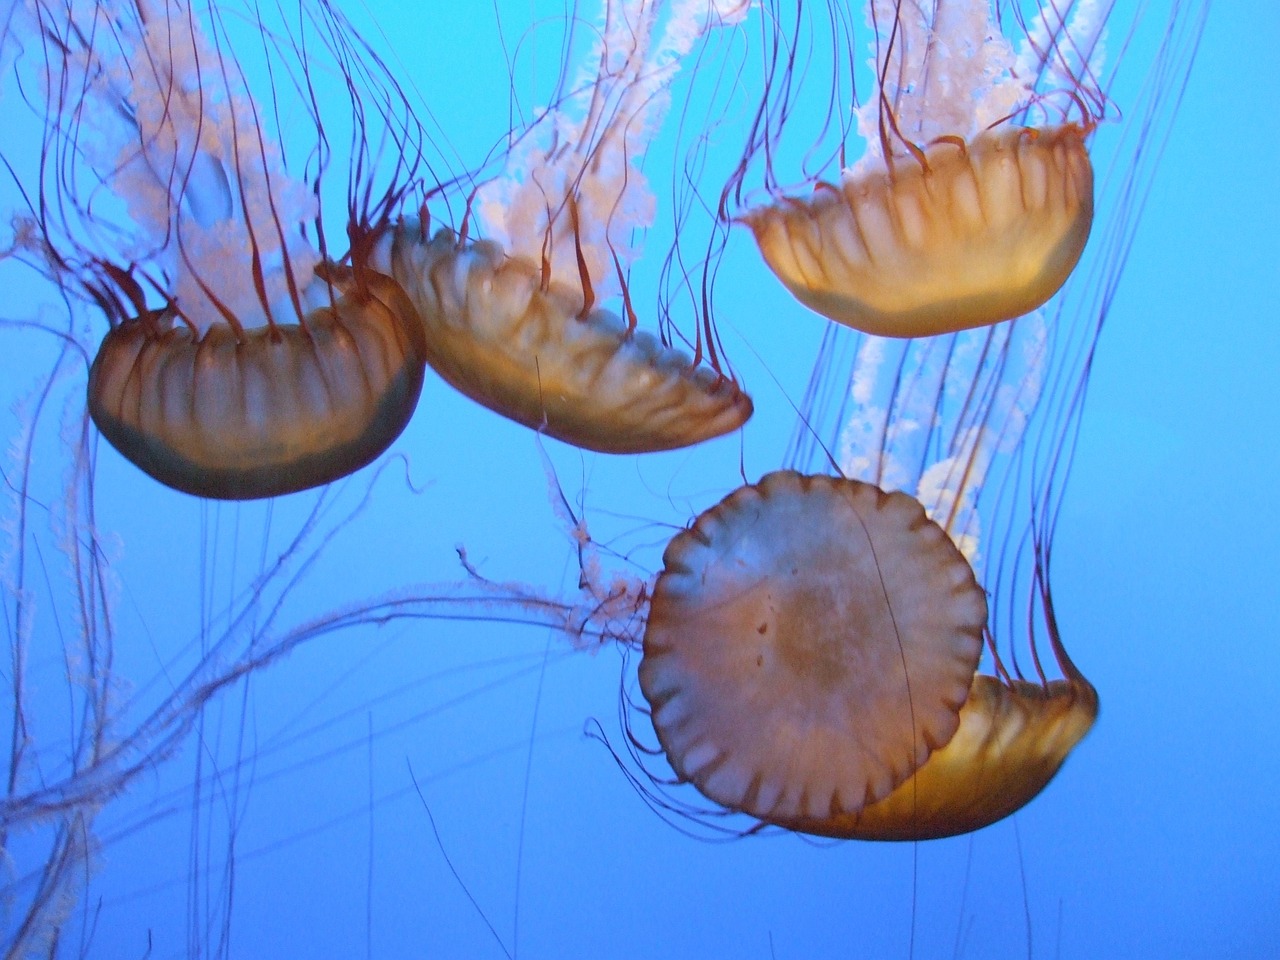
734, 0, 1104, 337
637, 470, 1097, 841
376, 0, 754, 454
14, 0, 426, 498
639, 471, 988, 827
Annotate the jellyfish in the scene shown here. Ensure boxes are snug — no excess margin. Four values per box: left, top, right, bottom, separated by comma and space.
371, 0, 754, 454
631, 466, 1095, 841
9, 0, 427, 499
640, 470, 990, 829
729, 0, 1106, 338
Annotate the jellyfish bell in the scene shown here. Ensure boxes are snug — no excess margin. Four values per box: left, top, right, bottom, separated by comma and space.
733, 0, 1105, 338
373, 222, 749, 455
639, 470, 988, 825
20, 0, 427, 499
742, 124, 1094, 339
374, 0, 755, 454
87, 265, 426, 500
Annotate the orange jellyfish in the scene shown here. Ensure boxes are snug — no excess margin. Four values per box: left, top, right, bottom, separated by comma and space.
731, 0, 1104, 338
632, 466, 1095, 839
628, 371, 1101, 839
640, 470, 990, 828
16, 0, 427, 499
372, 0, 753, 454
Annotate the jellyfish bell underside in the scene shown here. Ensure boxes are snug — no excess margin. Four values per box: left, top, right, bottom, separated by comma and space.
88, 266, 428, 500
639, 471, 988, 826
744, 124, 1094, 338
373, 223, 754, 455
639, 470, 1098, 840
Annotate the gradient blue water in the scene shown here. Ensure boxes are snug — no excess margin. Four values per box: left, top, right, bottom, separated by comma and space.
1, 3, 1275, 957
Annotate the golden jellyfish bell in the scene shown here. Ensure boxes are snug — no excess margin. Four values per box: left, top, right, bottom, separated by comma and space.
744, 125, 1094, 338
28, 0, 427, 499
734, 0, 1107, 337
638, 470, 1098, 840
826, 669, 1098, 841
87, 267, 427, 500
639, 471, 987, 824
375, 226, 751, 455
